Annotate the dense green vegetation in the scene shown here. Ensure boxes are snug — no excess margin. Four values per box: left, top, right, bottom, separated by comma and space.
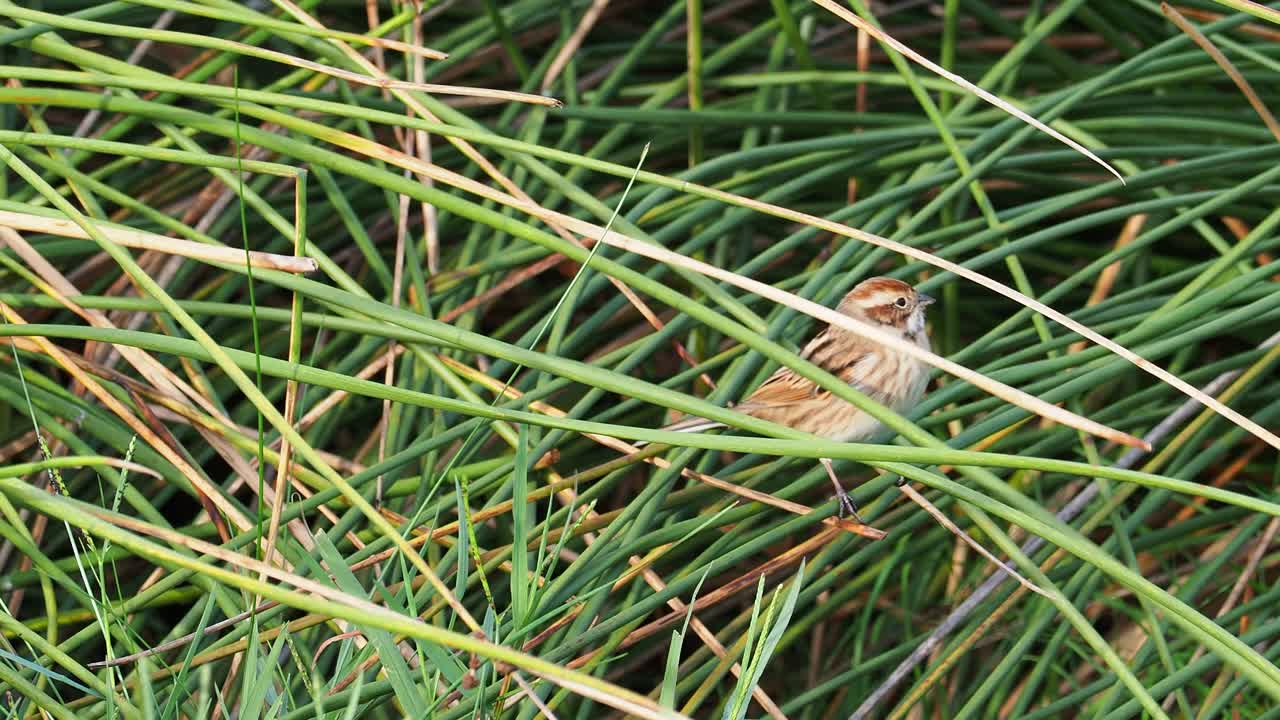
0, 1, 1278, 718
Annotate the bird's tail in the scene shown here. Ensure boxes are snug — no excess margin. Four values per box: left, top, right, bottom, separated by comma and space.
635, 415, 726, 446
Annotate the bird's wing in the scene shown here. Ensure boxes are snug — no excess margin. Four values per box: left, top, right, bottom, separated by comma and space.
739, 334, 882, 409
834, 350, 885, 402
737, 366, 823, 408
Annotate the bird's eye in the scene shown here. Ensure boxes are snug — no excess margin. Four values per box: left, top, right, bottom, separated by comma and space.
894, 297, 908, 308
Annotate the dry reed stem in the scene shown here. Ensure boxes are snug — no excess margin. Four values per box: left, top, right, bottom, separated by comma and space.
1172, 5, 1280, 40
810, 0, 1123, 182
12, 455, 160, 479
0, 228, 227, 423
1163, 3, 1280, 142
0, 210, 316, 273
897, 484, 1048, 598
542, 0, 613, 92
0, 304, 254, 531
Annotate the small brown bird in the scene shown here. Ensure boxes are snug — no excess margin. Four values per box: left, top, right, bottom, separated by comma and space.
663, 276, 935, 519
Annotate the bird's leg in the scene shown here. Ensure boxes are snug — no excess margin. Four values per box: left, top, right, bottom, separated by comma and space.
820, 457, 864, 524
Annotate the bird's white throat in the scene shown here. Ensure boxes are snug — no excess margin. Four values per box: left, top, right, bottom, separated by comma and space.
906, 308, 927, 337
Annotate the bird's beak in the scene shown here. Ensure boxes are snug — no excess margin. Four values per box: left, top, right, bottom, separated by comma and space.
918, 293, 935, 308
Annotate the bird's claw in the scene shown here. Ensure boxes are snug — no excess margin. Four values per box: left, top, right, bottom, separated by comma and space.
835, 489, 865, 525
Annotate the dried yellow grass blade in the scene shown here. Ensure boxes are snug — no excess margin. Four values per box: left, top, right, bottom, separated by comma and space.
0, 210, 316, 273
1207, 0, 1280, 26
897, 484, 1049, 598
11, 457, 161, 480
542, 0, 613, 92
810, 0, 1124, 183
1163, 3, 1280, 142
0, 303, 255, 531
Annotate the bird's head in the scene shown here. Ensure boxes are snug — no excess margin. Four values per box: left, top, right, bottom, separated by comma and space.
837, 276, 934, 338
